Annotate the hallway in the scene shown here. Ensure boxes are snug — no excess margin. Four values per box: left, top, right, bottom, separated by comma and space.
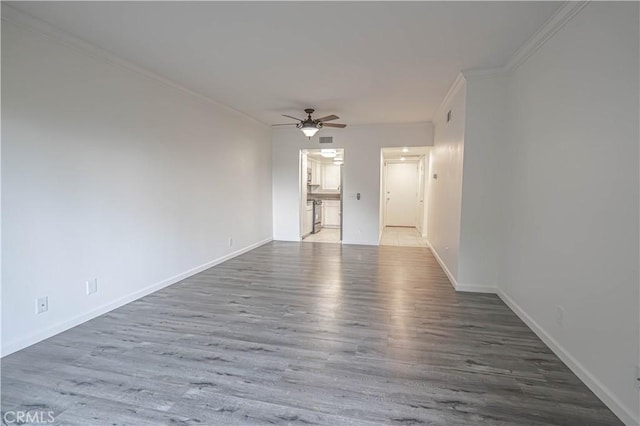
380, 226, 429, 247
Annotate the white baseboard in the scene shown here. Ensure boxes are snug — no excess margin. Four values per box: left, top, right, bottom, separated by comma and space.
425, 239, 458, 291
1, 238, 272, 357
455, 283, 497, 293
497, 288, 638, 426
423, 238, 634, 424
425, 240, 497, 294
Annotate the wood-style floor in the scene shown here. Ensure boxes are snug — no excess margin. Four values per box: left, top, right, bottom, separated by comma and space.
1, 242, 622, 425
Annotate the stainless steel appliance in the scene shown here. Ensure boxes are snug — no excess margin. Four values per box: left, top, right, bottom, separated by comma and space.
312, 200, 323, 234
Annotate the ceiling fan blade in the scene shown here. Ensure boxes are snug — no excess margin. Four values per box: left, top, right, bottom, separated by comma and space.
272, 123, 298, 126
316, 114, 339, 122
322, 123, 347, 128
282, 114, 303, 122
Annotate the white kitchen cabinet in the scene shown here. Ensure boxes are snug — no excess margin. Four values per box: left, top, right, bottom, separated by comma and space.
308, 159, 322, 185
322, 164, 341, 190
315, 161, 323, 185
304, 202, 313, 236
323, 200, 341, 228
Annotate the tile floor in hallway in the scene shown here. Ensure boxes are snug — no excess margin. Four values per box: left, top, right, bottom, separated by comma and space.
302, 227, 341, 243
380, 226, 429, 247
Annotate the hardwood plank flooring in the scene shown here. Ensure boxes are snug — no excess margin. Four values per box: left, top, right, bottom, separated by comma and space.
1, 242, 622, 425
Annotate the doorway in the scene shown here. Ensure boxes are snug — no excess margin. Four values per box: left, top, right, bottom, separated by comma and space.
385, 162, 419, 226
379, 147, 430, 247
300, 148, 344, 243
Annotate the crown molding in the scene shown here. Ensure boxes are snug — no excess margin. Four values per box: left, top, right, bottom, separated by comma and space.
436, 2, 590, 126
461, 67, 508, 78
1, 4, 269, 128
346, 121, 433, 128
434, 72, 466, 122
2, 1, 590, 128
459, 1, 590, 80
506, 1, 590, 71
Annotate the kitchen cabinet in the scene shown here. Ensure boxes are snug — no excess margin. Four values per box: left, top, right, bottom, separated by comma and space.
308, 158, 322, 185
315, 161, 323, 185
323, 200, 341, 228
322, 164, 341, 190
304, 202, 313, 236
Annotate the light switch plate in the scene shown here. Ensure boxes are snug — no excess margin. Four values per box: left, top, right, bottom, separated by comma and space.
86, 278, 98, 295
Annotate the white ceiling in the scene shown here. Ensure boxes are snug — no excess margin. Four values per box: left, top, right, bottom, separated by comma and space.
8, 1, 561, 125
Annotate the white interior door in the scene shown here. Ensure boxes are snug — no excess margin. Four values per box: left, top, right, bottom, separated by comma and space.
385, 162, 419, 227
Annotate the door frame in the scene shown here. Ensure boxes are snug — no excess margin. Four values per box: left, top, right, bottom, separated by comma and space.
339, 162, 344, 242
300, 148, 345, 243
298, 149, 306, 241
416, 156, 425, 234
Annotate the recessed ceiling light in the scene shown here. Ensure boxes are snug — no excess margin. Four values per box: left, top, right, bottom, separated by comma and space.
402, 147, 409, 153
400, 157, 406, 161
320, 149, 336, 158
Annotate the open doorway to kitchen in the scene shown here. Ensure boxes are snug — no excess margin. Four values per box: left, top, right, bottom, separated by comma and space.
379, 147, 430, 247
300, 148, 344, 243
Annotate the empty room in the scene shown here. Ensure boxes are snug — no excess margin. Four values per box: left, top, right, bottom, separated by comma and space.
2, 1, 638, 425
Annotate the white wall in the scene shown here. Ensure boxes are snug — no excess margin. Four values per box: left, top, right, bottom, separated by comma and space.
456, 72, 507, 291
2, 19, 273, 355
272, 123, 433, 245
427, 4, 638, 422
501, 3, 639, 423
427, 77, 466, 283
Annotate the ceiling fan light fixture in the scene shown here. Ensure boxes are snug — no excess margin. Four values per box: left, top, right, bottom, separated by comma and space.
280, 109, 345, 139
299, 122, 320, 138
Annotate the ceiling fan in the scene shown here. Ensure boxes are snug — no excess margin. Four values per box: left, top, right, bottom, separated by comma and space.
273, 108, 347, 139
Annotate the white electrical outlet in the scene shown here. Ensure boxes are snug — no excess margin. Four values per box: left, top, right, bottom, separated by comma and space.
86, 278, 98, 295
555, 306, 565, 327
36, 297, 48, 314
228, 237, 233, 247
